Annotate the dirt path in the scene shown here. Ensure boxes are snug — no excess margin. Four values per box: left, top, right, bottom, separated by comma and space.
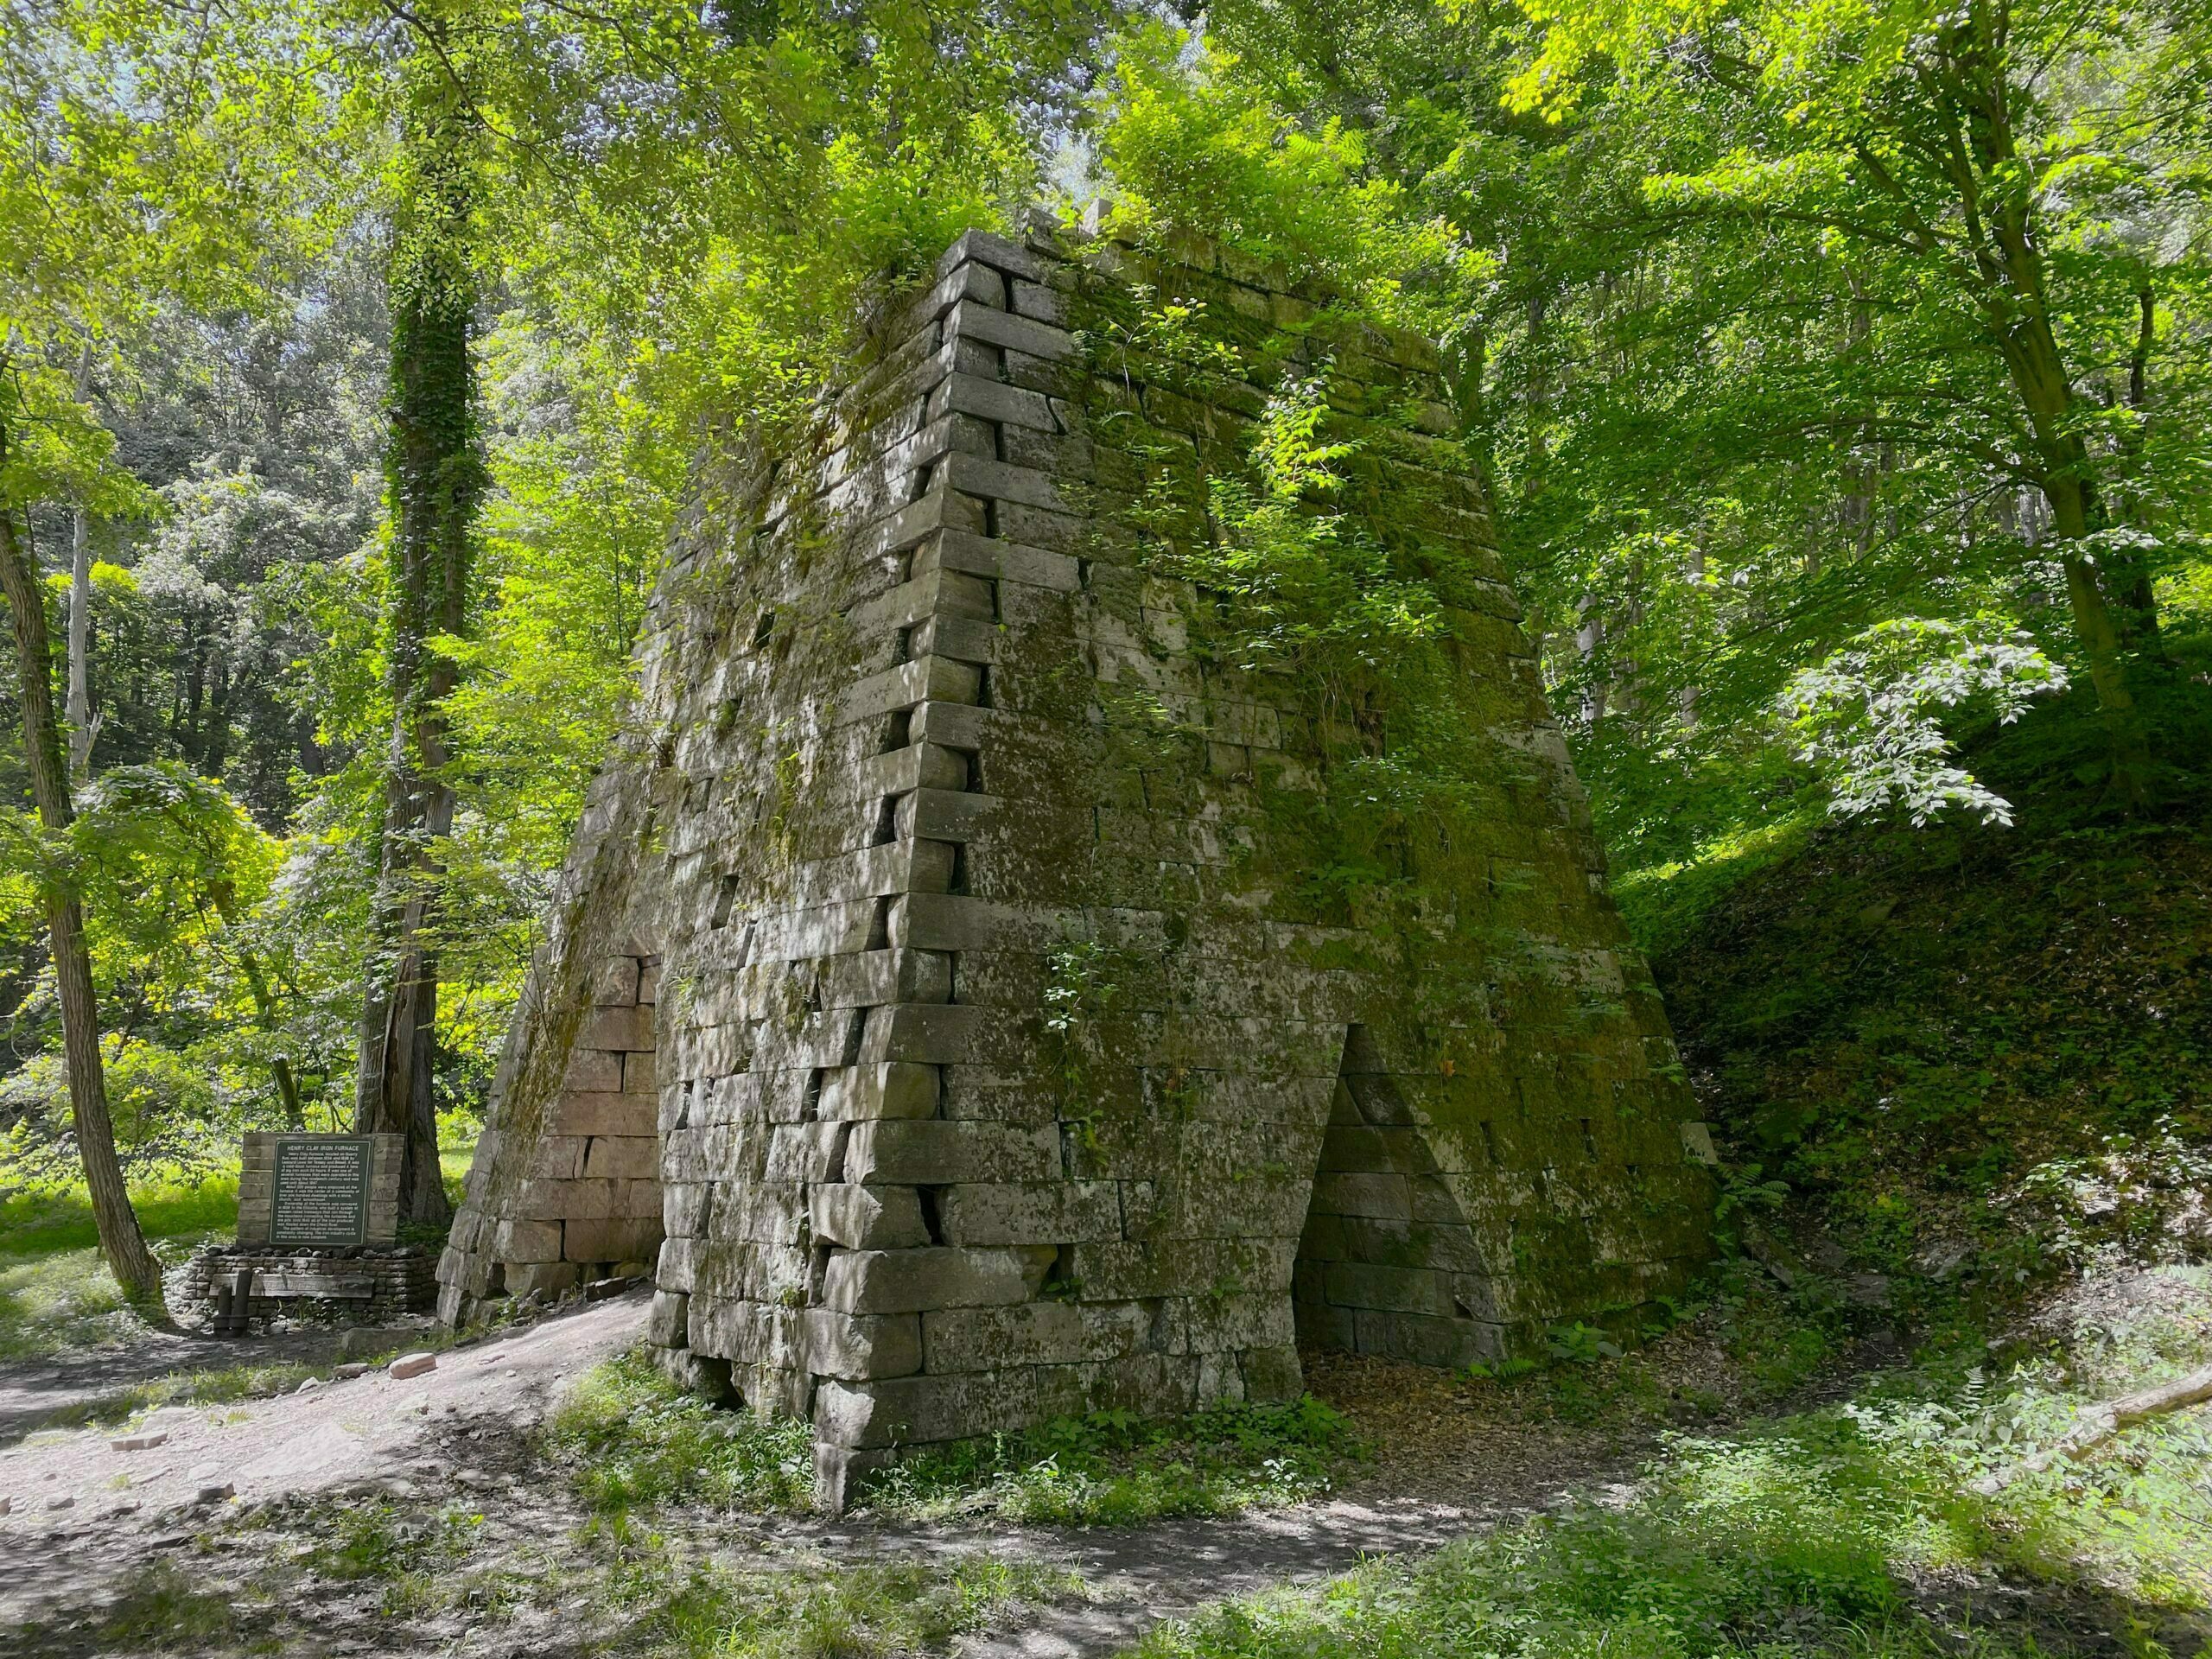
0, 1320, 442, 1446
943, 1497, 1499, 1657
0, 1296, 1708, 1657
1, 1295, 644, 1543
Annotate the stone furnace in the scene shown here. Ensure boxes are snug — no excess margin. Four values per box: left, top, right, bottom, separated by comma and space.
439, 220, 1714, 1505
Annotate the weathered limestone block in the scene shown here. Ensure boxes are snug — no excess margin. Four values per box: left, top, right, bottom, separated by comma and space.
804, 1309, 925, 1379
810, 1183, 930, 1250
842, 1120, 1059, 1185
935, 1181, 1122, 1246
828, 1061, 941, 1121
437, 220, 1714, 1504
564, 1216, 660, 1263
494, 1219, 563, 1263
821, 1246, 1050, 1314
564, 1049, 624, 1093
921, 1299, 1151, 1371
583, 1135, 661, 1179
529, 1136, 587, 1181
815, 1367, 1052, 1450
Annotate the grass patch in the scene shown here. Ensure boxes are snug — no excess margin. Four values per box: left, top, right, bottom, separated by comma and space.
1134, 1282, 2212, 1659
1133, 1421, 1997, 1657
48, 1312, 496, 1431
859, 1395, 1364, 1525
543, 1351, 1362, 1527
0, 1169, 239, 1360
296, 1497, 490, 1617
601, 1535, 1086, 1659
0, 1244, 143, 1361
0, 1154, 472, 1368
85, 1560, 246, 1653
0, 1169, 238, 1258
543, 1350, 815, 1516
29, 1361, 324, 1434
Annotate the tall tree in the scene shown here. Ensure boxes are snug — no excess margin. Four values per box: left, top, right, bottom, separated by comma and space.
3, 0, 329, 1303
1502, 0, 2203, 803
354, 17, 485, 1224
67, 348, 99, 783
0, 384, 162, 1305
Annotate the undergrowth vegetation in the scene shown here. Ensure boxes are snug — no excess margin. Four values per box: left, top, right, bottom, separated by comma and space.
859, 1394, 1363, 1524
1659, 810, 2209, 1327
296, 1499, 489, 1614
594, 1542, 1085, 1659
28, 1497, 1082, 1658
544, 1349, 1364, 1527
1136, 1275, 2212, 1657
29, 1361, 323, 1433
543, 1351, 815, 1516
0, 1170, 236, 1361
0, 1244, 149, 1362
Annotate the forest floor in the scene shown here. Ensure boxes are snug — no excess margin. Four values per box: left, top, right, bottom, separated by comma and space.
0, 1285, 1656, 1657
0, 1263, 2208, 1658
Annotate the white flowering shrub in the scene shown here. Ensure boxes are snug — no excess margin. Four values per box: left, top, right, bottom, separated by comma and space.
1780, 617, 2069, 826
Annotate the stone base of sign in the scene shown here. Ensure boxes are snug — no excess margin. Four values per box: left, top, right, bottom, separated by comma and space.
238, 1133, 404, 1248
181, 1245, 435, 1328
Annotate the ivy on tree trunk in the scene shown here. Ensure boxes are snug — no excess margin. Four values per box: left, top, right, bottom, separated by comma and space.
356, 25, 484, 1227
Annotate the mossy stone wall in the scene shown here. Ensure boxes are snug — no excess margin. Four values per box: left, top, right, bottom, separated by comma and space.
438, 220, 1714, 1509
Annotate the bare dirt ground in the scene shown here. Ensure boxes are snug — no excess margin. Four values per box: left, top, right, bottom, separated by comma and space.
0, 1295, 644, 1552
0, 1290, 1743, 1658
0, 1320, 442, 1446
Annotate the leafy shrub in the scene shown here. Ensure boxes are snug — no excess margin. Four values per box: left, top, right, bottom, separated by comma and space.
1781, 615, 2069, 828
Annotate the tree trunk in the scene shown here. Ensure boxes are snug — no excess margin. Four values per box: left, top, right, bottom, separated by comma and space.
1978, 264, 2152, 804
2044, 472, 2153, 809
355, 29, 483, 1228
209, 879, 308, 1132
67, 506, 97, 782
198, 649, 233, 775
0, 494, 165, 1312
2103, 284, 2165, 657
1945, 18, 2155, 803
1574, 598, 1606, 724
272, 1054, 305, 1130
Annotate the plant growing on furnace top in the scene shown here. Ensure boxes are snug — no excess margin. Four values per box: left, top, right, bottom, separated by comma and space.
1181, 378, 1446, 683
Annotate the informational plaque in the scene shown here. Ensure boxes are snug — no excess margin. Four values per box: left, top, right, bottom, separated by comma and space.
269, 1135, 374, 1247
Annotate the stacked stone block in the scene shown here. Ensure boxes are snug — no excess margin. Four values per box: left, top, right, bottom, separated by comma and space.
439, 219, 1713, 1506
438, 949, 663, 1304
182, 1246, 435, 1325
